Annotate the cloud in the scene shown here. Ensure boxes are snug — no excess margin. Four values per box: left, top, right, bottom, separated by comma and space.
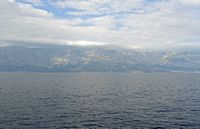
0, 0, 200, 49
51, 0, 144, 16
16, 0, 44, 6
179, 0, 200, 6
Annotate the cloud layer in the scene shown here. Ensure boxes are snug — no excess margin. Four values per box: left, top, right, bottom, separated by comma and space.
0, 0, 200, 49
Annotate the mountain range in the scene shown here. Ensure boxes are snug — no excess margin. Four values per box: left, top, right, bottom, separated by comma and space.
0, 45, 200, 72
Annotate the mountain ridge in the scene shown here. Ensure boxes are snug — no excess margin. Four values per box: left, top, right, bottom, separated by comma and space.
0, 45, 200, 72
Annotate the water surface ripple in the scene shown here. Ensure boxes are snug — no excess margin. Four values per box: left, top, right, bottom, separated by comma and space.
0, 73, 200, 128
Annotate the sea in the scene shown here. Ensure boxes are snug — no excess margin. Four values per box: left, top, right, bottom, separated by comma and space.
0, 73, 200, 129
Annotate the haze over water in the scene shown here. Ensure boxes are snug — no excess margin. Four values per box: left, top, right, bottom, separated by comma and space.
0, 73, 200, 128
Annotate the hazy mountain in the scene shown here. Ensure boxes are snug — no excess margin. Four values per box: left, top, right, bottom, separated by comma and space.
0, 45, 200, 72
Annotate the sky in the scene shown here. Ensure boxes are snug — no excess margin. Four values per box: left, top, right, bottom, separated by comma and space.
0, 0, 200, 49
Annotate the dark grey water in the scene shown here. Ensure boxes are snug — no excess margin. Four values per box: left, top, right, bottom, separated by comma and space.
0, 73, 200, 129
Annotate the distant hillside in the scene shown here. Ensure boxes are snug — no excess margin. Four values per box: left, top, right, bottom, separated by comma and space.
0, 45, 200, 72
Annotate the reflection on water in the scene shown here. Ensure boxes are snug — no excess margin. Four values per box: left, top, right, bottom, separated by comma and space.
0, 73, 200, 128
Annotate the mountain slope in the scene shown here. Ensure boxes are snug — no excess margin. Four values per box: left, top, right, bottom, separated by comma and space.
0, 45, 200, 72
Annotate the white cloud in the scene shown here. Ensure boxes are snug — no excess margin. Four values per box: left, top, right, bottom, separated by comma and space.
179, 0, 200, 6
20, 0, 44, 6
51, 0, 144, 16
18, 3, 53, 17
0, 0, 200, 49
